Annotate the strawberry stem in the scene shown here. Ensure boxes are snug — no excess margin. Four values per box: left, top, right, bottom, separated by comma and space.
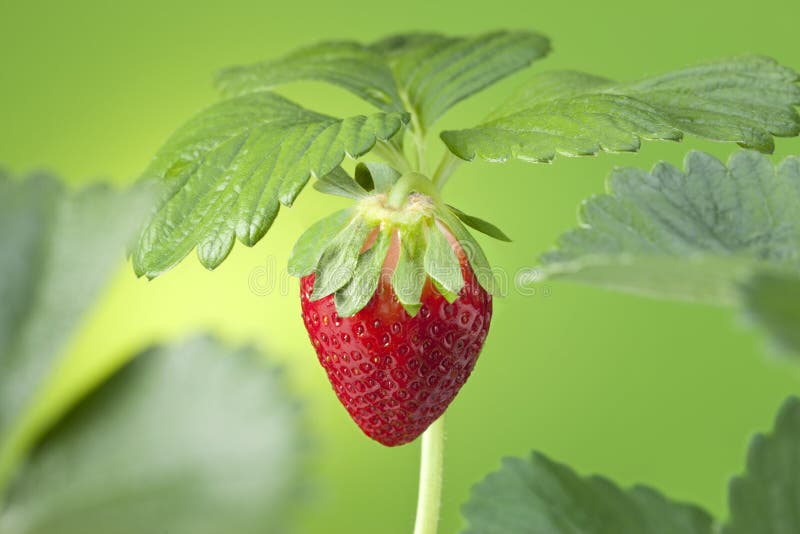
413, 416, 445, 534
373, 140, 412, 174
387, 173, 441, 209
399, 91, 427, 173
431, 152, 462, 189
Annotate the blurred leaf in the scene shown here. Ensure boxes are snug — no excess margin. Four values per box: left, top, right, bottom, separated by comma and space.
741, 271, 800, 353
0, 337, 306, 534
215, 41, 403, 111
372, 31, 551, 131
131, 91, 408, 278
538, 151, 800, 305
723, 396, 800, 534
0, 172, 149, 486
461, 451, 713, 534
442, 56, 800, 162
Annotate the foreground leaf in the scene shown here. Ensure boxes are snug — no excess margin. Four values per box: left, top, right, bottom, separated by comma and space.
443, 56, 800, 162
132, 91, 408, 278
462, 452, 713, 534
722, 396, 800, 534
215, 41, 403, 111
741, 271, 800, 353
538, 150, 800, 304
0, 337, 306, 534
0, 173, 148, 483
372, 30, 550, 131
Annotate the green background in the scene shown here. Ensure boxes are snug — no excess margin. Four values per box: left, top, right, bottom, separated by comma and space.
2, 0, 799, 532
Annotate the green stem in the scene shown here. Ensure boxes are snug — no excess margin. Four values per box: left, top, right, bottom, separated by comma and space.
413, 131, 427, 174
431, 152, 463, 190
373, 141, 412, 174
387, 172, 441, 209
399, 90, 427, 173
413, 416, 445, 534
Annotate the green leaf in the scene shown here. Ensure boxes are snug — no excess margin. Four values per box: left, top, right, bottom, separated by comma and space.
288, 209, 353, 277
424, 224, 465, 296
131, 91, 408, 278
392, 229, 427, 311
0, 173, 149, 487
355, 161, 401, 193
310, 218, 373, 300
334, 230, 390, 317
740, 271, 800, 353
0, 337, 306, 534
443, 56, 800, 162
372, 30, 551, 131
313, 167, 369, 200
215, 41, 403, 111
538, 150, 800, 304
448, 205, 511, 242
462, 451, 713, 534
722, 396, 800, 534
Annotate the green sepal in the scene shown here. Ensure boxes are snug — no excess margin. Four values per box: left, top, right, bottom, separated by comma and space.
313, 167, 369, 200
288, 209, 353, 277
431, 278, 459, 303
392, 229, 427, 309
334, 230, 391, 317
401, 302, 422, 317
355, 162, 402, 193
310, 218, 373, 300
434, 209, 497, 295
424, 223, 465, 296
448, 204, 511, 242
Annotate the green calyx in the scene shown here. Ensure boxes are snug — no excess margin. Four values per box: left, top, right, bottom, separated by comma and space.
289, 167, 504, 317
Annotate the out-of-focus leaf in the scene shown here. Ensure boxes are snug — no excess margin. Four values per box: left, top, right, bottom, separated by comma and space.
741, 271, 800, 353
538, 151, 800, 305
462, 452, 713, 534
0, 172, 149, 485
0, 337, 306, 534
722, 396, 800, 534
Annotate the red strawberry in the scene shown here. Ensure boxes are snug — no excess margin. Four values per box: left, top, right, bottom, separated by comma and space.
300, 234, 492, 446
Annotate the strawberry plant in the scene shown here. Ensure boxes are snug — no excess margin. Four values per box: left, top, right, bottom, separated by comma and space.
3, 27, 798, 534
128, 29, 800, 532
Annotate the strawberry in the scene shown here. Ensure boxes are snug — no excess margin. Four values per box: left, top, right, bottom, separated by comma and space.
300, 238, 491, 446
290, 166, 503, 446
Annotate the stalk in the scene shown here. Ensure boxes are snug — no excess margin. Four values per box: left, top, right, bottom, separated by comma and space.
413, 416, 445, 534
431, 152, 463, 189
387, 172, 442, 209
373, 141, 412, 174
